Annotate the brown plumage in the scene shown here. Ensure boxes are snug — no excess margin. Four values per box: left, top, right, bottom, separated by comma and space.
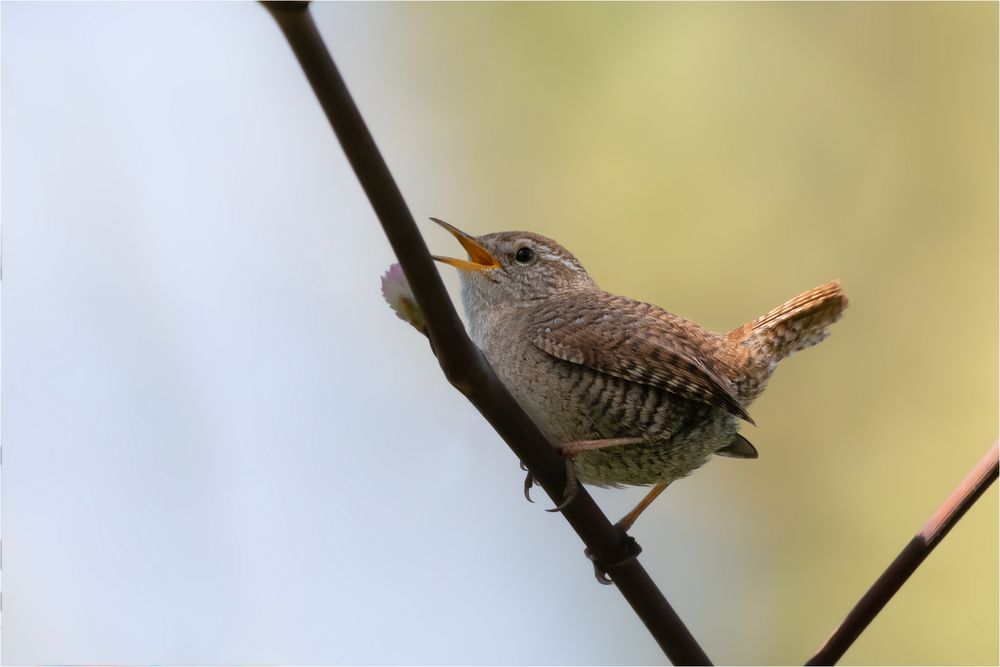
432, 220, 848, 494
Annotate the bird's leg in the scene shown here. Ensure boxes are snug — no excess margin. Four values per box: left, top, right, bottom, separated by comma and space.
544, 436, 647, 512
616, 481, 670, 532
545, 456, 580, 513
583, 482, 671, 584
563, 436, 651, 455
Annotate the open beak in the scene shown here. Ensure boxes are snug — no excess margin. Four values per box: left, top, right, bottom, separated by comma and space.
430, 218, 500, 271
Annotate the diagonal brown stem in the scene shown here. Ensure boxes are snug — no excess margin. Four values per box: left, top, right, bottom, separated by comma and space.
805, 440, 999, 665
260, 2, 711, 664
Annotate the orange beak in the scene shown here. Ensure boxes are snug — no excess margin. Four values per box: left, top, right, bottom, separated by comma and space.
430, 218, 500, 271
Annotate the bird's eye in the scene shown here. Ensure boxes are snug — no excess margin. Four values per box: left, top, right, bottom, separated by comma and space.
515, 247, 535, 264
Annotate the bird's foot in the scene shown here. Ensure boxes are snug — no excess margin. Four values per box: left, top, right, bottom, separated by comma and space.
520, 437, 647, 510
545, 457, 579, 513
541, 436, 646, 512
520, 459, 578, 509
584, 532, 643, 585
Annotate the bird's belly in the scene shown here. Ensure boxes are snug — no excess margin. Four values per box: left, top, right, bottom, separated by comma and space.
486, 339, 739, 488
572, 418, 737, 487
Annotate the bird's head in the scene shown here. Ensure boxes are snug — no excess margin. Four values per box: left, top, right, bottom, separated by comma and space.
431, 218, 595, 313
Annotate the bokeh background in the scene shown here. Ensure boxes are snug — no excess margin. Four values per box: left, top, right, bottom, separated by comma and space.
3, 2, 997, 665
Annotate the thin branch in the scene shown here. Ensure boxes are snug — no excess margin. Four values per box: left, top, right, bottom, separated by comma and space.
260, 3, 711, 664
806, 441, 999, 666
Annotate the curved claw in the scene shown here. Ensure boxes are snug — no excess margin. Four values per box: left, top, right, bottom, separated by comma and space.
546, 457, 579, 512
545, 494, 574, 513
519, 461, 528, 472
593, 562, 615, 585
583, 547, 615, 584
523, 469, 534, 503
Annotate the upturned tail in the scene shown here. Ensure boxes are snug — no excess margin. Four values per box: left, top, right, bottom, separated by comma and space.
728, 280, 848, 399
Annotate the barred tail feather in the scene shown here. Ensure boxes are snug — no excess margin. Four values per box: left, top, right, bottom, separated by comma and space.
730, 280, 848, 364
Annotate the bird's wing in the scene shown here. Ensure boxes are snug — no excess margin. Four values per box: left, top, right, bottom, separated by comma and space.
527, 292, 753, 423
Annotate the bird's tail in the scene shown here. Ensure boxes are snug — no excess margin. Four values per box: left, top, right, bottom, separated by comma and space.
728, 281, 848, 394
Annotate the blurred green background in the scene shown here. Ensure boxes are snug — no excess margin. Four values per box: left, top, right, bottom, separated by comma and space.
346, 2, 998, 664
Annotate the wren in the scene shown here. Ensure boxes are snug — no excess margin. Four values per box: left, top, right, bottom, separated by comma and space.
431, 218, 847, 533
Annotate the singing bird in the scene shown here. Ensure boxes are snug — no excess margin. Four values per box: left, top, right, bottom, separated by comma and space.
431, 218, 847, 533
